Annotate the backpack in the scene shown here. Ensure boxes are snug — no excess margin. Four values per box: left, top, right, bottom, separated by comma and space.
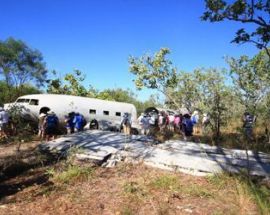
122, 117, 129, 126
191, 115, 198, 124
46, 115, 58, 127
184, 118, 193, 136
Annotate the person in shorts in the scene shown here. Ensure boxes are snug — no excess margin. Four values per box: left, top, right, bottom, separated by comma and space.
44, 111, 59, 142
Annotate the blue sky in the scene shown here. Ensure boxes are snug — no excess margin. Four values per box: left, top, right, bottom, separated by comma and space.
0, 0, 259, 101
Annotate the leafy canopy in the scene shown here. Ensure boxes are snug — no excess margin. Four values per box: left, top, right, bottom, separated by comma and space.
202, 0, 270, 58
0, 37, 47, 88
129, 48, 179, 108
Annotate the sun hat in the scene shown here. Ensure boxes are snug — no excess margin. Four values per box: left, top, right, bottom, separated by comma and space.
39, 113, 46, 117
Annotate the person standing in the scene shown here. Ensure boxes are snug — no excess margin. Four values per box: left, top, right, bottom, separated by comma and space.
242, 112, 255, 140
121, 112, 131, 135
0, 107, 9, 139
64, 114, 75, 134
138, 113, 144, 134
158, 112, 166, 132
202, 113, 210, 134
174, 114, 181, 133
44, 111, 59, 142
182, 113, 194, 141
168, 113, 175, 131
141, 114, 150, 135
38, 112, 47, 140
73, 113, 84, 132
191, 110, 200, 134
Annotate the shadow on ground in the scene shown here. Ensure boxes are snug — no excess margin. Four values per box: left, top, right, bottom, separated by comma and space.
0, 145, 58, 201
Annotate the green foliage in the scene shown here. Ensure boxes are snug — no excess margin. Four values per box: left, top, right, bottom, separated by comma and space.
96, 88, 136, 103
123, 181, 147, 197
177, 71, 200, 110
202, 0, 270, 58
0, 81, 41, 106
0, 38, 46, 102
0, 37, 48, 89
227, 52, 270, 113
47, 69, 88, 96
183, 184, 214, 198
129, 48, 180, 108
6, 104, 37, 141
150, 175, 181, 191
47, 69, 161, 114
51, 164, 94, 184
120, 207, 135, 215
208, 173, 270, 214
196, 68, 233, 139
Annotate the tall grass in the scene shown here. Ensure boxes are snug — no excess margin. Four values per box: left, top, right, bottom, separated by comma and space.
208, 174, 270, 214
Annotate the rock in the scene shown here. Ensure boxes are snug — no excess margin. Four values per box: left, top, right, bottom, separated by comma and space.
184, 208, 193, 213
260, 177, 270, 188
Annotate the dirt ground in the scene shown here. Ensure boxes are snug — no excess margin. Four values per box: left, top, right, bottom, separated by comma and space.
0, 141, 267, 215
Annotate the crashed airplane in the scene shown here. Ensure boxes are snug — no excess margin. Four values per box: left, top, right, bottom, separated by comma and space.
4, 94, 138, 131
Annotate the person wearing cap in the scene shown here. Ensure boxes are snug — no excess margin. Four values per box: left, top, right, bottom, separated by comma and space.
0, 107, 9, 139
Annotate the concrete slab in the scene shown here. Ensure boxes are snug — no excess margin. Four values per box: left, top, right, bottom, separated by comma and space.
39, 130, 270, 177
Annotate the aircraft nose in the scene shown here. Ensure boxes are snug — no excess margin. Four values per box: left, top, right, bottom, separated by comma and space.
3, 103, 14, 110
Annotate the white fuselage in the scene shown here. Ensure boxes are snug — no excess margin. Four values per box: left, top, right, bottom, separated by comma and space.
4, 94, 138, 129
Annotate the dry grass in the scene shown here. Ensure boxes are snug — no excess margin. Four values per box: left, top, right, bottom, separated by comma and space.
0, 139, 269, 215
1, 162, 268, 215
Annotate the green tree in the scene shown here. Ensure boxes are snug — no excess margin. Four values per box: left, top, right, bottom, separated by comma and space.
47, 69, 89, 96
0, 37, 47, 98
96, 88, 136, 103
202, 0, 270, 58
227, 52, 270, 113
228, 50, 270, 145
196, 68, 231, 140
0, 81, 41, 106
129, 48, 179, 108
96, 88, 161, 114
167, 71, 201, 111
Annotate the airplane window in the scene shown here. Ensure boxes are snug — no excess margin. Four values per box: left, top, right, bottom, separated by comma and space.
17, 99, 30, 103
29, 99, 39, 105
16, 99, 25, 103
89, 109, 96, 114
103, 111, 109, 116
115, 112, 121, 116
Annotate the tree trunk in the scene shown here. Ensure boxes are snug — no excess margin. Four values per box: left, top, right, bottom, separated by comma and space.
161, 89, 182, 110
